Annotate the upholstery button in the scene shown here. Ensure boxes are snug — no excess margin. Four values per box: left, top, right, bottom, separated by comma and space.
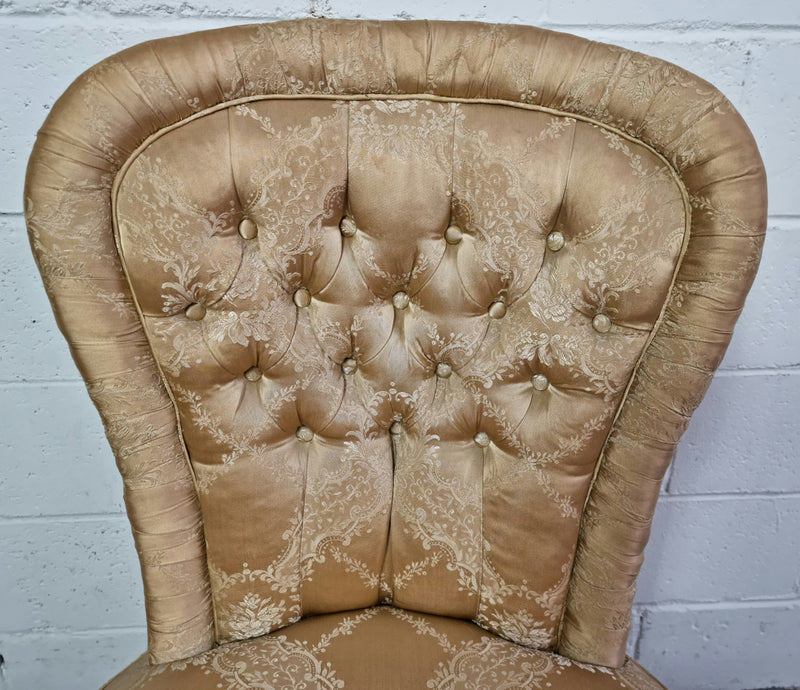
244, 366, 262, 382
392, 291, 410, 310
444, 225, 463, 244
474, 431, 491, 448
293, 287, 311, 308
532, 373, 549, 391
546, 231, 565, 252
592, 313, 612, 333
238, 218, 258, 240
435, 362, 452, 379
185, 302, 206, 321
296, 426, 314, 442
342, 357, 358, 375
488, 300, 507, 319
339, 217, 357, 237
389, 420, 403, 436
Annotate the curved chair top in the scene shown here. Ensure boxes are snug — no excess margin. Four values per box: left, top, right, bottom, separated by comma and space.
25, 19, 766, 667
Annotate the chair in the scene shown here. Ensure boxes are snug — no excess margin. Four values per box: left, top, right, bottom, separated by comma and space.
24, 19, 766, 689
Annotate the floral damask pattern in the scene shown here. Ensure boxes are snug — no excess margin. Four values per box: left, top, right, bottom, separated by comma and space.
105, 606, 664, 689
114, 95, 687, 651
26, 19, 766, 673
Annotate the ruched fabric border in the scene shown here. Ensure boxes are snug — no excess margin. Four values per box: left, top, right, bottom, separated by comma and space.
24, 19, 767, 667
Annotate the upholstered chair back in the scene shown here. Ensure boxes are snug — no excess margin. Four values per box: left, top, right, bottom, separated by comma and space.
25, 19, 766, 676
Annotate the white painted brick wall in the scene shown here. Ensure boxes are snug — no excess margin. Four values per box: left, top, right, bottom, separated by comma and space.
0, 3, 797, 689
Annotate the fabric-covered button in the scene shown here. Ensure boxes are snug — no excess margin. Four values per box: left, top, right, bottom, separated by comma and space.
444, 225, 463, 244
546, 231, 565, 252
244, 366, 262, 382
532, 374, 549, 391
342, 357, 358, 375
238, 218, 258, 240
474, 431, 491, 448
296, 426, 314, 442
392, 291, 410, 310
389, 420, 403, 436
185, 302, 206, 321
592, 313, 612, 333
488, 300, 507, 319
293, 287, 311, 308
435, 362, 452, 379
339, 217, 357, 237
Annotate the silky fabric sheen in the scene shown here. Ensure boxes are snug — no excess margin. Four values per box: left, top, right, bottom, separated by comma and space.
104, 607, 665, 689
24, 18, 767, 681
112, 95, 688, 654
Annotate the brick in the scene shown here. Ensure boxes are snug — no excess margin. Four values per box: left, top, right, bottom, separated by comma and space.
0, 628, 146, 690
544, 1, 800, 25
721, 222, 800, 371
0, 0, 549, 20
0, 216, 80, 382
1, 0, 794, 23
0, 0, 311, 16
0, 517, 144, 632
669, 373, 800, 495
635, 497, 800, 603
737, 40, 800, 217
635, 602, 800, 690
0, 384, 123, 517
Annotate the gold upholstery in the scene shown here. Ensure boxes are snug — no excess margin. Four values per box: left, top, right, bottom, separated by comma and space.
105, 607, 664, 689
24, 19, 766, 688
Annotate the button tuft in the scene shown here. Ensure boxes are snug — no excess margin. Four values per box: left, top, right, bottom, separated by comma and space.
296, 426, 314, 442
546, 231, 565, 252
293, 287, 312, 308
435, 362, 453, 379
444, 225, 463, 244
474, 431, 491, 448
244, 366, 262, 382
488, 300, 507, 319
592, 313, 612, 333
392, 291, 410, 310
238, 218, 258, 240
185, 302, 206, 321
339, 217, 357, 237
532, 374, 549, 391
342, 357, 358, 375
389, 421, 403, 436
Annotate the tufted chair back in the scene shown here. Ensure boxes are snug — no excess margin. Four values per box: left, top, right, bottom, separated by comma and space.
25, 19, 766, 688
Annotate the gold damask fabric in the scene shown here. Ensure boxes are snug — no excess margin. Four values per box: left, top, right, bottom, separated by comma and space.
104, 606, 666, 689
25, 18, 766, 680
113, 95, 687, 653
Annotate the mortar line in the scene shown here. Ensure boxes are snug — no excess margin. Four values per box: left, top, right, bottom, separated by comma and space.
0, 12, 279, 24
0, 512, 127, 524
716, 367, 800, 377
657, 491, 800, 502
0, 625, 147, 638
543, 22, 800, 33
0, 379, 90, 387
634, 597, 800, 612
768, 214, 800, 221
0, 14, 800, 36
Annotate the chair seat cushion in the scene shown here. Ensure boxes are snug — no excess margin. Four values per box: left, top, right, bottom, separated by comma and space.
105, 606, 664, 689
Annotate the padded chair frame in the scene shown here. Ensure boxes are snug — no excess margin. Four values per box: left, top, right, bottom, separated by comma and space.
24, 19, 766, 688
